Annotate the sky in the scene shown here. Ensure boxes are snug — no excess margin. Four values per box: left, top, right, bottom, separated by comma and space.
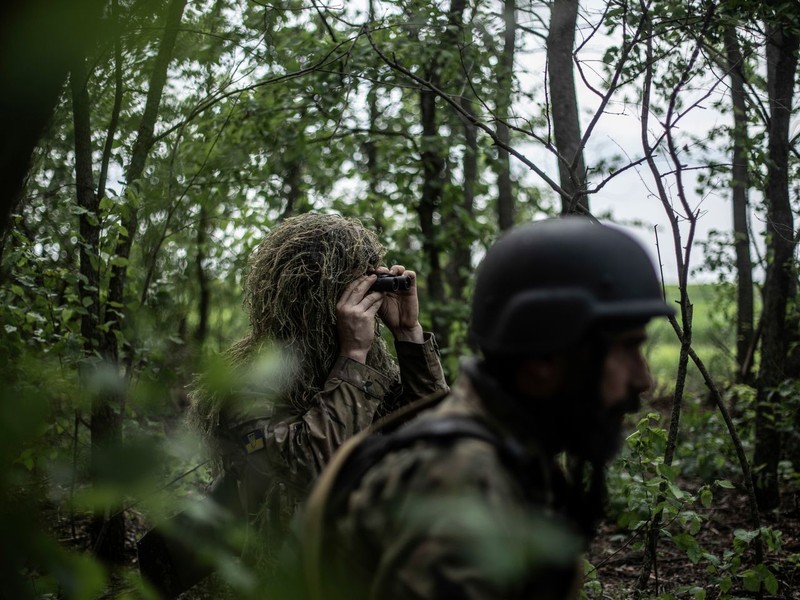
270, 2, 789, 285
347, 0, 771, 284
509, 1, 766, 285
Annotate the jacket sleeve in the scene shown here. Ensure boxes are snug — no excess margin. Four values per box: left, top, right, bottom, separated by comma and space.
273, 333, 448, 478
378, 332, 449, 418
268, 356, 397, 482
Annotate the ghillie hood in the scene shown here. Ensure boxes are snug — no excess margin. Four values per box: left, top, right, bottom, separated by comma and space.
188, 213, 400, 445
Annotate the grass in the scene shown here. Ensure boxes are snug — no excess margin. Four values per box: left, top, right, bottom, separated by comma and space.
644, 284, 743, 397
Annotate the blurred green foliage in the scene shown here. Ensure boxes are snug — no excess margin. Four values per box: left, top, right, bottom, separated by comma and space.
1, 0, 798, 597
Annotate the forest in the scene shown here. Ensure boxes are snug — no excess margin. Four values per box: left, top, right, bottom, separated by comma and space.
0, 0, 798, 598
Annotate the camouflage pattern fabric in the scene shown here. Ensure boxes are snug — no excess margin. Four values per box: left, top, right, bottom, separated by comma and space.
317, 364, 585, 600
220, 334, 448, 563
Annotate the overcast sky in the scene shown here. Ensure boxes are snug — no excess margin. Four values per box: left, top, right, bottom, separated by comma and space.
507, 1, 778, 285
345, 1, 787, 284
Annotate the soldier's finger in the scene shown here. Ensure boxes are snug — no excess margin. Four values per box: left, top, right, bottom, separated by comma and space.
388, 264, 405, 276
395, 267, 416, 286
353, 274, 380, 300
338, 275, 376, 306
363, 293, 384, 317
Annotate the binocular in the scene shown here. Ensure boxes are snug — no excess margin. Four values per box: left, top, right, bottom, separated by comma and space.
369, 274, 412, 292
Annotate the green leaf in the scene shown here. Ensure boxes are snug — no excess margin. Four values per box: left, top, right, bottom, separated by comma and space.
764, 570, 778, 594
56, 550, 107, 600
17, 448, 35, 470
667, 481, 686, 500
109, 256, 129, 267
734, 529, 759, 544
716, 479, 735, 489
742, 569, 761, 592
700, 488, 713, 508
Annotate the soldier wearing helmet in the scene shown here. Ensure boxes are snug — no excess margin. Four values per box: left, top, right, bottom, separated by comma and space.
297, 217, 674, 600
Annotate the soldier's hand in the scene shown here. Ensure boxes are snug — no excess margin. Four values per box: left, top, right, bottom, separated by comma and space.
336, 274, 384, 364
377, 265, 424, 343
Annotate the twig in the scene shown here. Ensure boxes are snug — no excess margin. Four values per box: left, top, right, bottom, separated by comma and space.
109, 460, 211, 520
363, 25, 567, 199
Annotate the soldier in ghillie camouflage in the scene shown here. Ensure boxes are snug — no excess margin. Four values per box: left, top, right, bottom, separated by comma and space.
139, 213, 447, 597
297, 217, 674, 600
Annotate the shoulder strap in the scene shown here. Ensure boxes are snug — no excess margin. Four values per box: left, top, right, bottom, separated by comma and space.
302, 391, 527, 600
327, 415, 524, 514
301, 390, 446, 600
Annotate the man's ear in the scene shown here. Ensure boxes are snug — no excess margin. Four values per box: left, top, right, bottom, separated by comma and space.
515, 356, 566, 399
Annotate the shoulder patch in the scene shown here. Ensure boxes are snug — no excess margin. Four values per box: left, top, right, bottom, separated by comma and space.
242, 429, 266, 454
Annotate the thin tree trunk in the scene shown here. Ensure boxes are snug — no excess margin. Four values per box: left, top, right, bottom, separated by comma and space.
281, 159, 304, 219
415, 0, 469, 347
71, 60, 101, 351
418, 79, 448, 345
633, 5, 768, 589
724, 25, 754, 383
496, 0, 516, 230
448, 91, 477, 302
194, 205, 210, 345
70, 56, 127, 564
438, 0, 478, 301
364, 0, 385, 231
752, 18, 799, 511
364, 83, 388, 233
547, 0, 588, 214
98, 0, 124, 201
106, 0, 188, 342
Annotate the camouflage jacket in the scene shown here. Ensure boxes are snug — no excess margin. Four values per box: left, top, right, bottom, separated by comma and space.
221, 333, 448, 556
315, 358, 584, 600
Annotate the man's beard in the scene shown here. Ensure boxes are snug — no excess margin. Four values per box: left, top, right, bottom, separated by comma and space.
550, 391, 640, 539
565, 392, 640, 465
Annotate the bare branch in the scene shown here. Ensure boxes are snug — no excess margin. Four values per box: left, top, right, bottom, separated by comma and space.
363, 25, 567, 199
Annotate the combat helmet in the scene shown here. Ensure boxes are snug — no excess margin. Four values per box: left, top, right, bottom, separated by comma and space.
469, 217, 674, 356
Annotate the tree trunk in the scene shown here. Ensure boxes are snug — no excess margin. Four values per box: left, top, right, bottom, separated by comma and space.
496, 0, 516, 231
447, 91, 477, 303
724, 25, 754, 383
106, 0, 188, 342
70, 57, 126, 564
752, 18, 799, 511
438, 0, 473, 304
98, 0, 124, 202
547, 0, 588, 214
364, 0, 389, 233
418, 80, 448, 345
415, 0, 469, 347
194, 205, 210, 345
281, 159, 305, 219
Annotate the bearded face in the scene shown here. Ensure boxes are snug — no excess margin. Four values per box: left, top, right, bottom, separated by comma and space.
547, 327, 650, 465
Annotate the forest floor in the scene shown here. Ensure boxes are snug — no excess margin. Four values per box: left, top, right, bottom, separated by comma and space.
587, 486, 800, 599
46, 480, 800, 599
